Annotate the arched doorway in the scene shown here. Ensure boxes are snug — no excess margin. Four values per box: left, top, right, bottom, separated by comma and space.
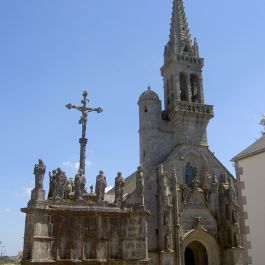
184, 241, 208, 265
181, 223, 221, 265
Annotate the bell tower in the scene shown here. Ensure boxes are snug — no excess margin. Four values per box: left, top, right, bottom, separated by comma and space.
161, 0, 214, 146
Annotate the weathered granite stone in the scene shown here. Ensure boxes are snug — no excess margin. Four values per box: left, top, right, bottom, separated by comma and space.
33, 159, 46, 190
136, 0, 245, 264
21, 166, 149, 265
74, 169, 86, 200
22, 1, 246, 265
114, 172, 125, 207
95, 170, 107, 203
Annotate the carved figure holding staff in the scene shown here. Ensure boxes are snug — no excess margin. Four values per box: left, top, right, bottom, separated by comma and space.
33, 159, 46, 190
96, 170, 107, 202
74, 169, 86, 200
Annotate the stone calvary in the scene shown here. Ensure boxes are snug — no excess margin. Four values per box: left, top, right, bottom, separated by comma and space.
21, 91, 149, 265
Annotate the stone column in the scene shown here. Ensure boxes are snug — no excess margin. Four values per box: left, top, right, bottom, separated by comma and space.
31, 214, 53, 262
187, 73, 192, 102
198, 77, 204, 103
174, 73, 180, 103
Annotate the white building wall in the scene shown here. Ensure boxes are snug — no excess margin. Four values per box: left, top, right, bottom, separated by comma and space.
237, 151, 265, 265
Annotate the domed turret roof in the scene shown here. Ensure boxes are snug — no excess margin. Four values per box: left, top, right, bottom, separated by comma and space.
139, 87, 159, 102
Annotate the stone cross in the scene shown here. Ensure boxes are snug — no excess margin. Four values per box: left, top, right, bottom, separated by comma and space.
66, 91, 102, 175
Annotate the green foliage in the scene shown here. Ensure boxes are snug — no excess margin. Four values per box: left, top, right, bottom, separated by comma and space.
0, 257, 20, 265
261, 114, 265, 135
261, 115, 265, 125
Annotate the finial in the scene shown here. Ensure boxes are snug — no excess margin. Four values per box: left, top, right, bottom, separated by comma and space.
170, 0, 192, 53
148, 86, 151, 91
194, 37, 200, 57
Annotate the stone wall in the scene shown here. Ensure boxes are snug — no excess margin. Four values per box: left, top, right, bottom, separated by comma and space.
21, 206, 149, 265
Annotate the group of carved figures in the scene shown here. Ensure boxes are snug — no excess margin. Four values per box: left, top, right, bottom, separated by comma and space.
181, 163, 238, 204
33, 159, 138, 205
46, 168, 88, 201
33, 160, 107, 202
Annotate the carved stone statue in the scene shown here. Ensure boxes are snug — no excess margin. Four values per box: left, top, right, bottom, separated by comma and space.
160, 172, 171, 206
136, 165, 144, 204
66, 178, 75, 199
165, 225, 173, 251
54, 168, 67, 200
74, 169, 86, 200
164, 206, 172, 226
212, 172, 218, 184
234, 232, 240, 247
95, 170, 107, 202
192, 167, 198, 180
33, 159, 46, 190
90, 185, 94, 194
232, 208, 239, 224
181, 184, 190, 204
221, 172, 228, 184
229, 178, 237, 203
233, 223, 241, 248
192, 167, 200, 188
114, 172, 125, 205
203, 171, 211, 185
48, 170, 57, 199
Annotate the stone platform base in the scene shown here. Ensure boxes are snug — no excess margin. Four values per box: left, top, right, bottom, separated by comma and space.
21, 259, 149, 265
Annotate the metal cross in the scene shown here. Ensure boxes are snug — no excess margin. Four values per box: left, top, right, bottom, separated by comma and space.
66, 91, 102, 175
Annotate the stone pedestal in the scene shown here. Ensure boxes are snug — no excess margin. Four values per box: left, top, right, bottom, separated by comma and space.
223, 248, 244, 265
28, 189, 47, 207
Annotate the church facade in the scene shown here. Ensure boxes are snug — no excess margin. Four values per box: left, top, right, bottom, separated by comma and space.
137, 0, 245, 264
21, 1, 246, 265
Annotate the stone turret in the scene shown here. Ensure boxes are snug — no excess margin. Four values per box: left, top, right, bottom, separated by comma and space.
138, 87, 162, 173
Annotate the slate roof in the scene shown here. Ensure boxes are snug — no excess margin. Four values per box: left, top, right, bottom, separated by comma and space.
232, 134, 265, 161
107, 171, 136, 195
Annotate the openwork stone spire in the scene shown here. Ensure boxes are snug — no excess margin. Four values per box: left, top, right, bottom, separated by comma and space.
170, 0, 192, 53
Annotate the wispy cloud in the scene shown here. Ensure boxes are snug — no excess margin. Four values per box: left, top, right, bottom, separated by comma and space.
62, 160, 92, 170
22, 187, 32, 196
62, 161, 72, 168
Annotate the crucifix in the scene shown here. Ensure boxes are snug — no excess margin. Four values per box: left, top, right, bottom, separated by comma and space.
66, 91, 102, 175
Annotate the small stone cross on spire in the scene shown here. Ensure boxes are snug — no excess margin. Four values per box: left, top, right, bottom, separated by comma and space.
66, 91, 103, 175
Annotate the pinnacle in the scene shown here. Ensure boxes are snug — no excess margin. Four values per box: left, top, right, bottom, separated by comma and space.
170, 0, 192, 52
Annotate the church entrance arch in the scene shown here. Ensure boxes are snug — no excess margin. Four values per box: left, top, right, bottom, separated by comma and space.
184, 241, 208, 265
181, 225, 221, 265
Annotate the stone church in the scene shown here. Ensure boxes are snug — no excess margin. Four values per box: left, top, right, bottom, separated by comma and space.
21, 0, 245, 265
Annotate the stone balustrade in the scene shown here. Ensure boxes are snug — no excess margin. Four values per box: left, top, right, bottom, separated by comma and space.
175, 101, 214, 116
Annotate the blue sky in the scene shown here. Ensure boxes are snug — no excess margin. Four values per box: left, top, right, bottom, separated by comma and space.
0, 0, 265, 256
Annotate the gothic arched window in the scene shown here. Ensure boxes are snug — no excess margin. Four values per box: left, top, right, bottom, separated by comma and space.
185, 162, 193, 186
180, 73, 188, 101
190, 74, 200, 103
